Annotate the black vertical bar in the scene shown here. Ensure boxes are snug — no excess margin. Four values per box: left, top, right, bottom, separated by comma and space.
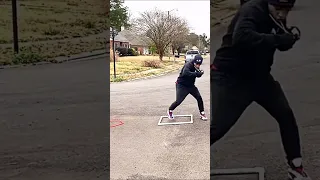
112, 29, 116, 79
12, 0, 19, 54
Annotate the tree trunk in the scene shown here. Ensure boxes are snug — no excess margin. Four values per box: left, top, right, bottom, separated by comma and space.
159, 51, 164, 61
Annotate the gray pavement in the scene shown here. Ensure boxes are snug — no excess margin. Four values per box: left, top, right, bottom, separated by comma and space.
211, 1, 320, 179
0, 57, 110, 180
110, 57, 211, 180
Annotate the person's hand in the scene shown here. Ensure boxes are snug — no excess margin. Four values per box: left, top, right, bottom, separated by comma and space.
275, 33, 297, 51
196, 71, 203, 77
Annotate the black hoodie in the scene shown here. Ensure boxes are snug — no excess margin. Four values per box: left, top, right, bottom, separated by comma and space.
176, 62, 202, 87
212, 0, 280, 80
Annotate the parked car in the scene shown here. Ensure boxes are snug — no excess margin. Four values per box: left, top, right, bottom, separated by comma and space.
184, 50, 200, 63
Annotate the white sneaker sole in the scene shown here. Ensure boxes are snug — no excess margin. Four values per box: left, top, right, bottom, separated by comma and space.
167, 111, 174, 120
200, 116, 207, 121
288, 168, 312, 180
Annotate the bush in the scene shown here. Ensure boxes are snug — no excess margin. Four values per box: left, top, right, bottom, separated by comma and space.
12, 52, 45, 64
126, 48, 138, 56
0, 59, 12, 66
116, 47, 128, 56
142, 60, 161, 68
127, 48, 134, 56
112, 76, 125, 82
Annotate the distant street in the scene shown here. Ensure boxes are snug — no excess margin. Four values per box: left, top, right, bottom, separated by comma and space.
110, 57, 210, 180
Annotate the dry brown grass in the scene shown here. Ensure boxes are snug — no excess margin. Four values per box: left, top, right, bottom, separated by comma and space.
0, 37, 107, 65
0, 0, 107, 65
0, 0, 107, 43
110, 55, 185, 82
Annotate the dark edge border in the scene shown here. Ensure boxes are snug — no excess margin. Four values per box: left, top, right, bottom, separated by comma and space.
106, 0, 111, 179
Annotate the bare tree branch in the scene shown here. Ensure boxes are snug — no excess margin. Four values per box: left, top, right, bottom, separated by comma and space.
133, 8, 190, 61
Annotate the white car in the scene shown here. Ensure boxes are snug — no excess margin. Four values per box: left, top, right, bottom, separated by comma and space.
184, 50, 200, 63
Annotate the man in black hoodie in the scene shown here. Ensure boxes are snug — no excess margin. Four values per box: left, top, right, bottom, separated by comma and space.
168, 54, 208, 121
210, 0, 311, 179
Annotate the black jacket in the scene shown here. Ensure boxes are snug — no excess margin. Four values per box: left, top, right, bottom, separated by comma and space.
176, 62, 201, 87
212, 0, 280, 80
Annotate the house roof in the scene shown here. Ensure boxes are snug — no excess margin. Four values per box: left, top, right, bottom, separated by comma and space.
117, 30, 149, 47
110, 27, 129, 42
114, 33, 130, 42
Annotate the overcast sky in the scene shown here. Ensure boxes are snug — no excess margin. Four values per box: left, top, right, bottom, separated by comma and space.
123, 0, 210, 38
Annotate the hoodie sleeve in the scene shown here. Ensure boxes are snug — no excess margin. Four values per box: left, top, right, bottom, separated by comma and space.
181, 64, 198, 77
232, 6, 278, 49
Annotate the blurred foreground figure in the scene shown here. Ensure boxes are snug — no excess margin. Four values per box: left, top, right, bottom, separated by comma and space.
210, 0, 311, 179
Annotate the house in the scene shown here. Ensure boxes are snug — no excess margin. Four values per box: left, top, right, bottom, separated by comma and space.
129, 37, 150, 55
121, 30, 150, 55
191, 46, 199, 50
109, 27, 129, 49
111, 29, 150, 55
110, 34, 130, 49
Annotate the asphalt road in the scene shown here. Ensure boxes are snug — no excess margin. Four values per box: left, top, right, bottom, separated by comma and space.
211, 1, 320, 180
110, 57, 210, 180
0, 56, 110, 180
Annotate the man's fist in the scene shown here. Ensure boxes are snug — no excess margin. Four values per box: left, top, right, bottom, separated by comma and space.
275, 33, 297, 51
196, 70, 204, 77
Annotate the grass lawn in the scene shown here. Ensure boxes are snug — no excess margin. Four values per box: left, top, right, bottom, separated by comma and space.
0, 0, 107, 65
0, 37, 106, 65
110, 55, 186, 82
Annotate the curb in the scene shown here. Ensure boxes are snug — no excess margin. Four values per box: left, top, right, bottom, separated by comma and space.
54, 49, 107, 63
0, 49, 107, 69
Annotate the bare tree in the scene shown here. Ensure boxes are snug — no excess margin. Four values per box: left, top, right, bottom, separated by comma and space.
186, 33, 200, 47
133, 8, 189, 61
171, 31, 189, 56
171, 41, 186, 56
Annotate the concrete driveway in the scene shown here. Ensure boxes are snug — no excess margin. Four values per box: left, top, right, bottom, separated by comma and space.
110, 57, 210, 180
211, 1, 320, 179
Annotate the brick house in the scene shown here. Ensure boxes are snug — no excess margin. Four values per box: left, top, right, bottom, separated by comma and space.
110, 33, 130, 50
114, 30, 150, 55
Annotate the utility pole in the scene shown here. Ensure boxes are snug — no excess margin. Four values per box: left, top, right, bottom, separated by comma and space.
168, 11, 170, 60
198, 35, 201, 50
167, 9, 178, 59
111, 27, 118, 79
12, 0, 19, 54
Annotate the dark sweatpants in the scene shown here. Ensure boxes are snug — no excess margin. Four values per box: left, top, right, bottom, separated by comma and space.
169, 83, 204, 112
210, 71, 302, 161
